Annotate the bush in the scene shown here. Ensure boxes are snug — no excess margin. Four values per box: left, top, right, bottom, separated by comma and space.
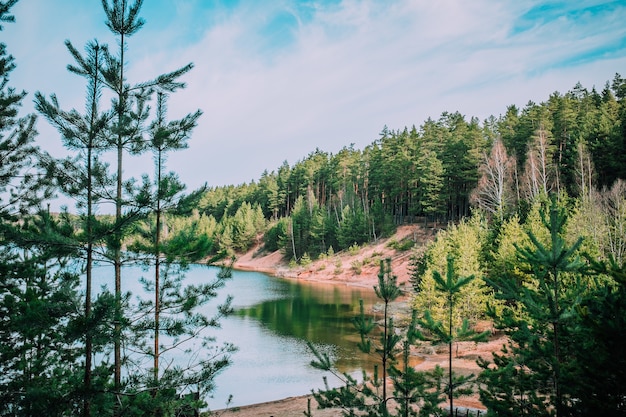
387, 237, 414, 251
348, 242, 360, 255
300, 252, 312, 267
333, 258, 342, 275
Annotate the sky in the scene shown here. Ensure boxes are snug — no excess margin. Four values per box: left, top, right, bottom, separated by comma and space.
4, 0, 626, 209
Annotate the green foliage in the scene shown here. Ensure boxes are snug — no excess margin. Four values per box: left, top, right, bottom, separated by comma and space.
4, 0, 626, 412
387, 237, 415, 252
568, 257, 626, 416
479, 196, 591, 417
337, 205, 370, 250
263, 217, 289, 253
171, 73, 626, 261
125, 263, 236, 410
417, 149, 446, 222
567, 180, 626, 264
210, 202, 266, 254
333, 258, 343, 275
415, 256, 490, 416
0, 217, 84, 416
408, 247, 427, 293
348, 242, 361, 255
413, 215, 494, 326
0, 2, 235, 415
300, 252, 312, 267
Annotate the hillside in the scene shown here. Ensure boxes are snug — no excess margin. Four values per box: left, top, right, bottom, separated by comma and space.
233, 224, 435, 288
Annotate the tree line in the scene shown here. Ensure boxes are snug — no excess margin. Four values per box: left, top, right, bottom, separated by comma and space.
191, 73, 626, 263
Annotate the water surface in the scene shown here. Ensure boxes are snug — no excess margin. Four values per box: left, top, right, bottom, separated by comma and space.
210, 269, 379, 408
93, 264, 379, 409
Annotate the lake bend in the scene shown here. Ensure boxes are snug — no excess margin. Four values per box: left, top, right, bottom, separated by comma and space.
93, 263, 379, 409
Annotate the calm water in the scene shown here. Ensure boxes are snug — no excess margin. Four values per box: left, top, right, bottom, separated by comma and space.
92, 263, 379, 409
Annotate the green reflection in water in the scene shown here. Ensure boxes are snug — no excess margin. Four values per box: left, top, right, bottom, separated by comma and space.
235, 279, 381, 372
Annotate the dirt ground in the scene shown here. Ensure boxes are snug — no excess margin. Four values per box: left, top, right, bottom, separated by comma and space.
209, 225, 498, 416
233, 225, 430, 288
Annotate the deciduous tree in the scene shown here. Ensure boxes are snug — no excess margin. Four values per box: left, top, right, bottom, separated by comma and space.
471, 139, 516, 222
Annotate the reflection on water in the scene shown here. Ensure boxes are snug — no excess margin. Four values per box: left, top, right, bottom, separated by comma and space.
234, 280, 380, 372
93, 263, 381, 409
208, 270, 380, 409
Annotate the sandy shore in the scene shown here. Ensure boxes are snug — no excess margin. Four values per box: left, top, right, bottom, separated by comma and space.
232, 225, 427, 288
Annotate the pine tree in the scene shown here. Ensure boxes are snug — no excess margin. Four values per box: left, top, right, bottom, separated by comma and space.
99, 1, 197, 397
308, 259, 445, 417
124, 92, 235, 415
35, 38, 116, 417
416, 148, 445, 225
2, 3, 97, 414
571, 256, 626, 416
0, 210, 86, 416
0, 0, 48, 213
478, 196, 589, 417
415, 256, 489, 416
413, 216, 494, 327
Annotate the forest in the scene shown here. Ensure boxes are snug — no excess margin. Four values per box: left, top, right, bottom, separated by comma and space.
1, 0, 626, 416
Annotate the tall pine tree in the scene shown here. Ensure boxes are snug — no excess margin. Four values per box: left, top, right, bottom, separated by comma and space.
35, 39, 116, 417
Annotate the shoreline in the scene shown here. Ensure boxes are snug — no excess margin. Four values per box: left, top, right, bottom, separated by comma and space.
213, 225, 491, 416
231, 224, 427, 289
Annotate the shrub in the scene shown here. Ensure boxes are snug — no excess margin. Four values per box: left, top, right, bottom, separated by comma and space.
387, 237, 414, 251
348, 242, 360, 255
300, 252, 312, 267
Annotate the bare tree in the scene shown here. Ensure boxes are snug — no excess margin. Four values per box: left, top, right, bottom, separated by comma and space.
575, 141, 595, 200
600, 180, 626, 264
470, 139, 516, 221
522, 126, 555, 199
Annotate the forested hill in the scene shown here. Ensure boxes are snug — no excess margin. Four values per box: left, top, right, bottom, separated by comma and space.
180, 74, 626, 261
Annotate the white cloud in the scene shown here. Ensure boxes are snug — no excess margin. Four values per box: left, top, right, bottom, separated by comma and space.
5, 0, 626, 196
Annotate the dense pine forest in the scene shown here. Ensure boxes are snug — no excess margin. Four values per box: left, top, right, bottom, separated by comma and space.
2, 0, 626, 416
194, 76, 626, 263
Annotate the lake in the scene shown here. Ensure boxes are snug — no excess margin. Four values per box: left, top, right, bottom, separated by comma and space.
92, 263, 379, 409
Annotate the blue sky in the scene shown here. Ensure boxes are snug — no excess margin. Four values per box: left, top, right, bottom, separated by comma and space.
4, 0, 626, 208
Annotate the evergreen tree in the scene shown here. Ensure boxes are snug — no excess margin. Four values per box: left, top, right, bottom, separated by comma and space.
0, 3, 85, 414
413, 216, 494, 326
0, 211, 86, 416
416, 148, 445, 225
99, 1, 197, 396
415, 256, 489, 416
125, 93, 235, 415
307, 259, 446, 417
570, 256, 626, 416
35, 39, 116, 417
0, 0, 49, 214
287, 195, 312, 261
478, 196, 590, 417
144, 91, 198, 384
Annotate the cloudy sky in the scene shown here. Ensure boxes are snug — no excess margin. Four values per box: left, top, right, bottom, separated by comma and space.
4, 0, 626, 202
